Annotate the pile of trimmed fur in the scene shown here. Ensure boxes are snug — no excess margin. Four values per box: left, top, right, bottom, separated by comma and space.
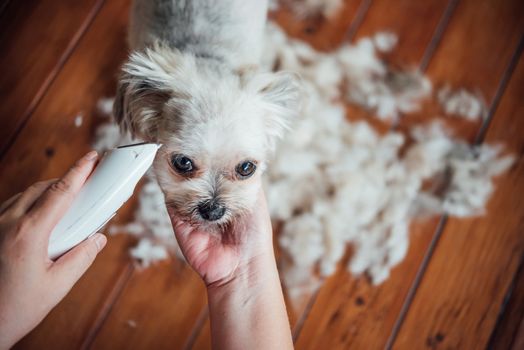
93, 21, 513, 299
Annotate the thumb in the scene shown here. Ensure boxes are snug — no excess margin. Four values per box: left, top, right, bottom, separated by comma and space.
51, 233, 107, 285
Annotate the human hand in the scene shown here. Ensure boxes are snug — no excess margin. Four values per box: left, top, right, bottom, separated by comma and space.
0, 151, 107, 349
167, 186, 274, 288
170, 187, 293, 350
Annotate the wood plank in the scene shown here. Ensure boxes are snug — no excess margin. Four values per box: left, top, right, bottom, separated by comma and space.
0, 0, 11, 16
393, 49, 524, 349
89, 260, 207, 350
191, 318, 211, 350
488, 260, 524, 349
344, 0, 455, 129
0, 0, 103, 158
295, 0, 524, 348
354, 0, 451, 66
271, 0, 368, 51
0, 0, 135, 348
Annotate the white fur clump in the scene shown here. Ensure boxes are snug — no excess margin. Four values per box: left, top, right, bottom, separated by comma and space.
269, 115, 513, 288
409, 127, 515, 218
438, 85, 487, 120
91, 98, 131, 153
263, 23, 431, 121
373, 31, 398, 52
74, 113, 83, 128
110, 176, 184, 262
91, 122, 130, 153
261, 23, 513, 290
97, 97, 115, 116
268, 0, 279, 11
130, 238, 169, 267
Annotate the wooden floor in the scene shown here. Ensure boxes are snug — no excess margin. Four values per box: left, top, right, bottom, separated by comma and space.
1, 0, 523, 349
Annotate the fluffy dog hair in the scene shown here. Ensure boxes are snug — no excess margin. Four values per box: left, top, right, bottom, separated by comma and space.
114, 0, 301, 228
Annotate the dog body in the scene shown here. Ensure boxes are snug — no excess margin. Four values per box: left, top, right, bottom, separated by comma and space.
129, 0, 267, 67
115, 0, 300, 227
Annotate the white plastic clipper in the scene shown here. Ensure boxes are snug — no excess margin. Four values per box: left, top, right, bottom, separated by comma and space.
48, 143, 161, 259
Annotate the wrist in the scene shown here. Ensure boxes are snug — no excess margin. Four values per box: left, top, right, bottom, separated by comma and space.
205, 248, 293, 350
206, 250, 279, 301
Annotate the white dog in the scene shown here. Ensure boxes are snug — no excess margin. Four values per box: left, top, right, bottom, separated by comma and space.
114, 0, 300, 228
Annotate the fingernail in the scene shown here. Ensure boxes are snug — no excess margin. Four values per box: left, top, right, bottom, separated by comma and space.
85, 150, 98, 161
92, 233, 107, 252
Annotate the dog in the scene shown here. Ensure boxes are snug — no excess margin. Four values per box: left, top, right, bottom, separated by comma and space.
114, 0, 301, 228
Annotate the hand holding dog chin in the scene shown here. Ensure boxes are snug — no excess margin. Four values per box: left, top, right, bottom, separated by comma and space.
168, 188, 274, 288
169, 187, 293, 350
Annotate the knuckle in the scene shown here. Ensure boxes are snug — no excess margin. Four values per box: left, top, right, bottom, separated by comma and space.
70, 163, 81, 174
17, 216, 34, 233
5, 219, 35, 252
50, 179, 72, 195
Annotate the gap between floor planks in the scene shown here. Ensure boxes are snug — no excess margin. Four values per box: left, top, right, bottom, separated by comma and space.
0, 0, 106, 160
487, 255, 524, 349
386, 33, 524, 350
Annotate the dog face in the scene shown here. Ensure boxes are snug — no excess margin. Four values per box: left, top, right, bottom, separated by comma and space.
114, 45, 300, 227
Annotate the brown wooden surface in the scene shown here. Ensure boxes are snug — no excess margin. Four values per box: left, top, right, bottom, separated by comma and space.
0, 0, 103, 157
393, 47, 524, 350
489, 261, 524, 350
1, 0, 523, 349
89, 260, 207, 349
296, 0, 524, 348
2, 0, 135, 348
271, 0, 368, 51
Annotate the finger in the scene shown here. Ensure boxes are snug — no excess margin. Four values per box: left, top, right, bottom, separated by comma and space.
166, 207, 193, 242
6, 179, 57, 216
0, 193, 22, 215
51, 233, 106, 286
28, 151, 98, 237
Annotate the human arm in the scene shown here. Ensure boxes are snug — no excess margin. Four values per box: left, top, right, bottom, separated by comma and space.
206, 246, 292, 350
169, 189, 293, 350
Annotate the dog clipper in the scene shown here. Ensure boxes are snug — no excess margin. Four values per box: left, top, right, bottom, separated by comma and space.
48, 143, 161, 259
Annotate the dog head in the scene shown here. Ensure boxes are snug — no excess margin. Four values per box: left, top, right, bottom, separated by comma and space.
114, 45, 300, 227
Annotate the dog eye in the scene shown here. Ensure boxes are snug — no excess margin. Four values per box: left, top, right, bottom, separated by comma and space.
171, 154, 194, 174
236, 161, 256, 179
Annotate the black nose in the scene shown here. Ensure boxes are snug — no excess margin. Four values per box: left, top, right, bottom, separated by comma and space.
197, 200, 226, 221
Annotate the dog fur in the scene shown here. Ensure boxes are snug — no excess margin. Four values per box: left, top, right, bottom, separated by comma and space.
114, 0, 301, 228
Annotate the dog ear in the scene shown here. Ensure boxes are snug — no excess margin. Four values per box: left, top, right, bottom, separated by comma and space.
245, 71, 302, 148
113, 46, 177, 140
